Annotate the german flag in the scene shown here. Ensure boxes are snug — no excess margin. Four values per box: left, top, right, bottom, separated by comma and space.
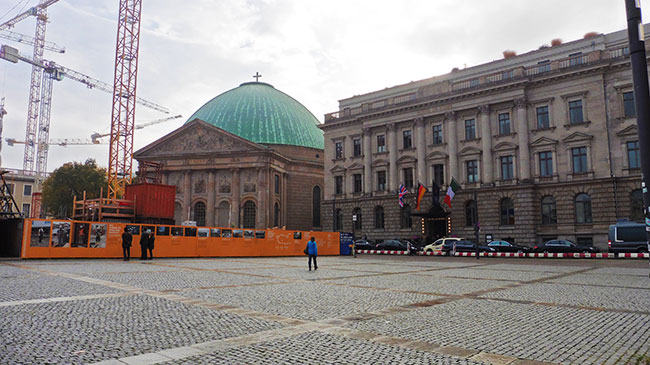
415, 183, 427, 210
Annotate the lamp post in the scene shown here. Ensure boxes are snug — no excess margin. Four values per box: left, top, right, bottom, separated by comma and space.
625, 0, 650, 274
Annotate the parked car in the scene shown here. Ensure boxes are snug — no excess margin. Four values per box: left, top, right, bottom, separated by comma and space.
423, 237, 461, 253
532, 239, 600, 253
608, 221, 649, 253
487, 240, 530, 253
399, 239, 420, 253
376, 239, 408, 251
353, 240, 377, 250
441, 239, 495, 255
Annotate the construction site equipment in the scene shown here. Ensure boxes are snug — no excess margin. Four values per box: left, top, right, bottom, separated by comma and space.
90, 114, 182, 143
72, 189, 135, 222
0, 29, 65, 53
0, 170, 22, 219
0, 97, 6, 166
124, 183, 175, 223
6, 137, 107, 147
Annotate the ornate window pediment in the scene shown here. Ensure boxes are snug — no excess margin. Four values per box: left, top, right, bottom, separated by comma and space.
562, 131, 593, 143
459, 146, 482, 157
372, 159, 389, 167
530, 136, 559, 148
616, 124, 638, 137
329, 165, 346, 173
493, 141, 518, 153
347, 162, 364, 171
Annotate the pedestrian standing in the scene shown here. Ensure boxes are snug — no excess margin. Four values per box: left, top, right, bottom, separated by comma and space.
139, 230, 148, 260
307, 236, 318, 271
147, 230, 155, 260
38, 227, 44, 243
121, 227, 132, 261
475, 241, 480, 260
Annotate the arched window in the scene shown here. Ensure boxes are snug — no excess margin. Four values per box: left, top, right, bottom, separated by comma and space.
465, 200, 477, 227
630, 189, 644, 222
374, 206, 384, 229
312, 186, 321, 227
217, 201, 230, 227
274, 202, 280, 227
400, 204, 412, 228
575, 193, 592, 223
174, 202, 182, 225
193, 202, 206, 227
500, 198, 515, 225
243, 201, 256, 228
541, 196, 557, 225
353, 208, 362, 230
334, 209, 343, 231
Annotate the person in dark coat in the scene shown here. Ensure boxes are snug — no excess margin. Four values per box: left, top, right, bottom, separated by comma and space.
307, 237, 318, 271
139, 230, 148, 260
147, 230, 155, 260
121, 227, 132, 261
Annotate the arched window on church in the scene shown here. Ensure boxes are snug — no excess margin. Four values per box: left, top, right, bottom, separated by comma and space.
274, 202, 280, 227
630, 189, 644, 222
217, 201, 230, 227
312, 186, 321, 227
243, 201, 256, 228
193, 202, 206, 227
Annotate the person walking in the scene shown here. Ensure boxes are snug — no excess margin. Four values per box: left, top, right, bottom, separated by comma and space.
307, 236, 318, 271
38, 227, 44, 243
146, 230, 155, 260
139, 230, 148, 260
121, 227, 132, 261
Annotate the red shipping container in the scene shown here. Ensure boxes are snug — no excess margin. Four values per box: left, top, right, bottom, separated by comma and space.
124, 183, 175, 219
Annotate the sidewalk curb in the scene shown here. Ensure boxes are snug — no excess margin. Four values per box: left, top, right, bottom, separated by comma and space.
355, 250, 650, 259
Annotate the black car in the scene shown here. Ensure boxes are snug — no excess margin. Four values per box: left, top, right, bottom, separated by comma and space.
376, 239, 408, 251
487, 240, 530, 253
399, 239, 422, 252
532, 239, 600, 253
441, 240, 495, 255
354, 240, 377, 250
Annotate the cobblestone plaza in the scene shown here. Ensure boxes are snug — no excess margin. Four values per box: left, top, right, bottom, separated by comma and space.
1, 256, 649, 364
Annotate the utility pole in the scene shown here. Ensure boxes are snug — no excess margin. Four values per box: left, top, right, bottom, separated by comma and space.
625, 0, 650, 274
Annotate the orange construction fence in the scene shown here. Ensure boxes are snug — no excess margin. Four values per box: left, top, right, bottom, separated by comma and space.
21, 219, 341, 259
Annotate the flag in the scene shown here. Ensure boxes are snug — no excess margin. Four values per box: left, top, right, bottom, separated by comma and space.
444, 177, 461, 208
398, 184, 407, 207
415, 183, 427, 210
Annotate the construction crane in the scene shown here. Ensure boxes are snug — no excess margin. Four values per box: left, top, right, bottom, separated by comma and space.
0, 44, 170, 186
0, 0, 59, 32
0, 29, 65, 53
6, 137, 107, 147
0, 98, 6, 166
90, 114, 182, 143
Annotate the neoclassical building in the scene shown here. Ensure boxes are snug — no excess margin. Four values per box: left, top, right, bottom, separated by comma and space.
134, 81, 324, 230
320, 27, 645, 249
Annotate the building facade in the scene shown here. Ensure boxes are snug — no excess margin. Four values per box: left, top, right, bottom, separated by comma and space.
1, 168, 36, 217
320, 27, 645, 249
134, 82, 325, 230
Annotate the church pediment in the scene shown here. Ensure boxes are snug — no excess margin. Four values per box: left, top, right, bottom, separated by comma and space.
530, 136, 558, 147
134, 119, 266, 158
616, 124, 638, 137
562, 131, 593, 143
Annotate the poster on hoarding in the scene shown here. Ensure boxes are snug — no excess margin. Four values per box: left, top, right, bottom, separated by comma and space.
51, 221, 71, 247
71, 223, 90, 248
30, 220, 51, 247
198, 228, 209, 237
90, 224, 107, 248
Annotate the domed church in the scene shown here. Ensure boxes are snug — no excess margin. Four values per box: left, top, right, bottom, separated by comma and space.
133, 81, 325, 230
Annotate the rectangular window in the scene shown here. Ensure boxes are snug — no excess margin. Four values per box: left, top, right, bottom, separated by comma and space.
623, 92, 636, 117
498, 113, 511, 135
22, 203, 30, 217
353, 138, 362, 156
465, 119, 476, 140
466, 160, 478, 183
571, 147, 588, 173
5, 183, 14, 195
377, 135, 386, 153
403, 130, 412, 149
536, 106, 549, 129
433, 164, 444, 186
500, 156, 514, 180
403, 168, 414, 189
432, 124, 443, 145
335, 176, 343, 194
335, 141, 343, 159
274, 174, 280, 194
377, 171, 386, 191
353, 174, 362, 193
539, 151, 553, 177
627, 141, 640, 169
537, 60, 551, 73
569, 100, 584, 124
23, 184, 32, 196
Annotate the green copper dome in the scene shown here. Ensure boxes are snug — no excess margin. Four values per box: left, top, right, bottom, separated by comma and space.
186, 82, 324, 149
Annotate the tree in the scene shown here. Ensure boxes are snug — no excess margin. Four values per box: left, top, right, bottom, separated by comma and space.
42, 159, 107, 218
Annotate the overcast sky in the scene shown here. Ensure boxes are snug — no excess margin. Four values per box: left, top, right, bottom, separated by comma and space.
0, 0, 646, 173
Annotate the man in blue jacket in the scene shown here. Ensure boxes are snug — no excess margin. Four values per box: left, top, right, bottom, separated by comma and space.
307, 237, 318, 271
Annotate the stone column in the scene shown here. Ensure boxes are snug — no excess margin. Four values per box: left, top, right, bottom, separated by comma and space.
231, 168, 240, 228
388, 123, 398, 192
206, 170, 216, 226
415, 117, 426, 186
183, 170, 192, 222
516, 97, 531, 180
257, 167, 266, 228
479, 105, 493, 184
282, 172, 288, 227
446, 112, 458, 181
363, 127, 372, 194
